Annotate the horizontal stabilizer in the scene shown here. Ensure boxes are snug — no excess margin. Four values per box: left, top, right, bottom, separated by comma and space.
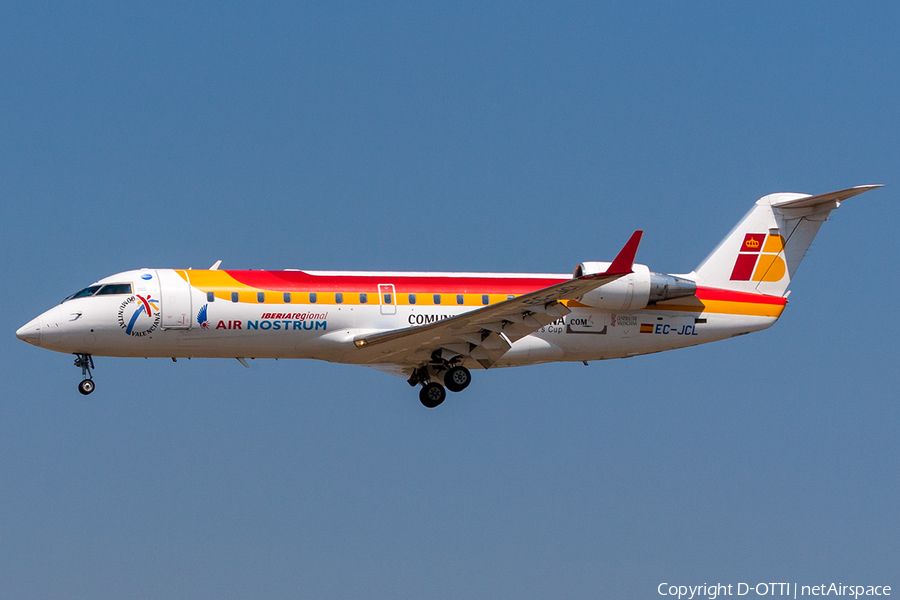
694, 184, 882, 296
771, 184, 882, 209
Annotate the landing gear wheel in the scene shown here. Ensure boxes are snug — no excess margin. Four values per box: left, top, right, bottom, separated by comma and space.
74, 354, 95, 395
419, 382, 446, 408
444, 366, 471, 393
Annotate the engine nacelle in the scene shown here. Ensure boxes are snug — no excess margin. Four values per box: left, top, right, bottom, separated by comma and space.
572, 262, 697, 311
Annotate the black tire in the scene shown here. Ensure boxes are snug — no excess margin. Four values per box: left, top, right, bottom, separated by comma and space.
419, 382, 446, 408
444, 366, 471, 393
78, 379, 95, 395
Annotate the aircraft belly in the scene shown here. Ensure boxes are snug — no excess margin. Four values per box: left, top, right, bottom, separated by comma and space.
496, 336, 564, 366
498, 309, 778, 365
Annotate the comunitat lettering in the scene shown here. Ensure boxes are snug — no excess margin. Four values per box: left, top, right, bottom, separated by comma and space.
408, 314, 454, 325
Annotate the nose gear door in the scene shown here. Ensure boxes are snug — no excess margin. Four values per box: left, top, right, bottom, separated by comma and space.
156, 269, 193, 329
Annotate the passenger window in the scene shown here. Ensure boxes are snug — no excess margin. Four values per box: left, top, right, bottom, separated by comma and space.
310, 293, 317, 303
383, 293, 392, 304
482, 294, 489, 305
336, 292, 343, 304
507, 295, 514, 300
434, 294, 441, 304
284, 292, 291, 303
257, 292, 265, 303
456, 294, 464, 305
360, 293, 367, 304
408, 294, 416, 304
207, 292, 215, 302
231, 292, 238, 302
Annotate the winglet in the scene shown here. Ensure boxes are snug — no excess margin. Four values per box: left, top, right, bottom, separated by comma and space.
606, 230, 643, 274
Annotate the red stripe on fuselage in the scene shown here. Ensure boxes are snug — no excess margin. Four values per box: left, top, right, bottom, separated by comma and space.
223, 271, 788, 306
695, 286, 787, 305
224, 270, 567, 294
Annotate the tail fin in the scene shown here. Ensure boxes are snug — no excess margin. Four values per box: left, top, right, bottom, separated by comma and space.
692, 185, 881, 295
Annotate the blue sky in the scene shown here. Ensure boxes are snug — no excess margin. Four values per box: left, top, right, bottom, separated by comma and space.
2, 3, 898, 598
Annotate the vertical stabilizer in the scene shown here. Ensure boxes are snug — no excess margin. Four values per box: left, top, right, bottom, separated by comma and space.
692, 185, 881, 296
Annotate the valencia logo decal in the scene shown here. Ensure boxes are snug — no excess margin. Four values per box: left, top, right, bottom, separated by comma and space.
730, 233, 787, 282
117, 295, 161, 337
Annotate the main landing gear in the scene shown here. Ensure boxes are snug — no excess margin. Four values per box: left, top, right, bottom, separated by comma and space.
444, 365, 471, 393
419, 382, 446, 408
412, 364, 472, 408
74, 353, 95, 395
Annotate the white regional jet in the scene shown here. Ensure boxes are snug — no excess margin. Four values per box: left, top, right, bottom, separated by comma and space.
17, 185, 880, 407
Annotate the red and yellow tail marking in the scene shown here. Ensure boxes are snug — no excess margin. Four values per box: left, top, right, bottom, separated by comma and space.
730, 233, 786, 282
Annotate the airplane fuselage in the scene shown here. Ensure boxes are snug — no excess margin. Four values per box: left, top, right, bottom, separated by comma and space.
18, 267, 784, 368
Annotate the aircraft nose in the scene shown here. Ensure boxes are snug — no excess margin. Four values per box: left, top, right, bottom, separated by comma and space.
16, 317, 42, 345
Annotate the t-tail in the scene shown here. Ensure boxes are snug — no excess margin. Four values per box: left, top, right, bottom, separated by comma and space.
690, 185, 882, 296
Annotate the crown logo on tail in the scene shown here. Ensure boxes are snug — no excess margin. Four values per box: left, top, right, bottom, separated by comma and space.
730, 233, 786, 281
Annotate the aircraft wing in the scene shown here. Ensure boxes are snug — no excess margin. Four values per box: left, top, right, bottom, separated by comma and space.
352, 231, 643, 370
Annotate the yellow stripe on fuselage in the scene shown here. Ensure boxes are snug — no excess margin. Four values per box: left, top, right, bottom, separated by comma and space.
647, 299, 785, 318
177, 271, 515, 307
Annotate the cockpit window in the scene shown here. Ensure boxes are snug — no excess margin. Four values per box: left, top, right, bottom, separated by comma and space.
95, 283, 133, 295
64, 283, 133, 301
66, 285, 103, 300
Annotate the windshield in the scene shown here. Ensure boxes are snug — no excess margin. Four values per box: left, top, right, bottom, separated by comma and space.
65, 285, 103, 301
63, 283, 133, 302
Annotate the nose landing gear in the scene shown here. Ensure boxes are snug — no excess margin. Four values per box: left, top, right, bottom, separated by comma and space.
74, 354, 95, 395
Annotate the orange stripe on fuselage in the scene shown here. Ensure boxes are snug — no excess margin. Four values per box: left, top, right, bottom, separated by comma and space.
224, 270, 565, 294
650, 286, 786, 317
179, 269, 567, 306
